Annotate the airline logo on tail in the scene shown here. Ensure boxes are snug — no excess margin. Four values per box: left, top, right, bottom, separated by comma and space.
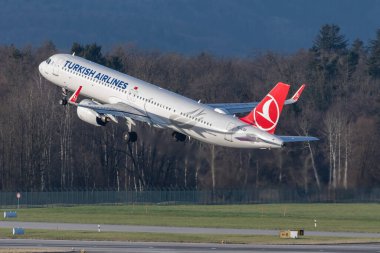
253, 94, 279, 132
240, 82, 290, 134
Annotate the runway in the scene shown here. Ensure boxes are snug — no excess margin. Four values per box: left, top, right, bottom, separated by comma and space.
1, 221, 380, 238
1, 221, 379, 252
1, 239, 380, 253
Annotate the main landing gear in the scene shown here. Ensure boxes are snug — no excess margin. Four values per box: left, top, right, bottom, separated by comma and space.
60, 88, 68, 105
172, 131, 187, 142
59, 87, 138, 143
124, 118, 137, 143
124, 131, 138, 143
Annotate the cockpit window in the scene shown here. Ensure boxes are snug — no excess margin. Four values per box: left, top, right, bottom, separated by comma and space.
45, 58, 52, 64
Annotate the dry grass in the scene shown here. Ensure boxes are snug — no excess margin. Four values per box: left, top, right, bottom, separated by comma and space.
0, 249, 70, 253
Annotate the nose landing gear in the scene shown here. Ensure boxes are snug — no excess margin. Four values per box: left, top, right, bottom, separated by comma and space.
124, 131, 138, 143
60, 88, 68, 106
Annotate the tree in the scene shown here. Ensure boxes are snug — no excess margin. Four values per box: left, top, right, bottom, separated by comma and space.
347, 39, 365, 77
312, 24, 347, 54
323, 105, 351, 189
309, 24, 349, 110
368, 29, 380, 78
310, 24, 348, 79
1, 25, 380, 192
71, 43, 106, 65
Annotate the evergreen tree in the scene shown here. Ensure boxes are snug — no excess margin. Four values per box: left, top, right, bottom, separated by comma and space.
310, 24, 348, 80
347, 39, 364, 76
107, 55, 123, 71
71, 42, 105, 65
312, 24, 347, 54
71, 42, 84, 56
309, 24, 349, 110
368, 29, 380, 78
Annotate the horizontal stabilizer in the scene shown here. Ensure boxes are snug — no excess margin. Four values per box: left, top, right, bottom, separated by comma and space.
208, 84, 306, 115
278, 136, 319, 142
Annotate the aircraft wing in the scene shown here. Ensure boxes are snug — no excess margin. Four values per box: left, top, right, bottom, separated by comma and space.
69, 86, 149, 123
77, 102, 150, 123
207, 102, 259, 114
207, 84, 305, 115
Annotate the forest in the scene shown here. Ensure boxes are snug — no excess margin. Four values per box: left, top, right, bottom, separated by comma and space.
0, 24, 379, 192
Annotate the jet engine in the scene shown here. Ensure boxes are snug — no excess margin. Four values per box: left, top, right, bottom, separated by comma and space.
77, 99, 108, 126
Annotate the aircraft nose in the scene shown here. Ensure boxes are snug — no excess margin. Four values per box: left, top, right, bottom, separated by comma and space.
38, 61, 44, 74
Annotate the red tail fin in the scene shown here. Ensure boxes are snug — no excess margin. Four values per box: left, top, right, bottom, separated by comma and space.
240, 82, 290, 134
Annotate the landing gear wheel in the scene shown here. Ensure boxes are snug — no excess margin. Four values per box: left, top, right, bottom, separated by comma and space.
124, 131, 137, 143
60, 88, 68, 106
59, 98, 68, 106
172, 131, 187, 142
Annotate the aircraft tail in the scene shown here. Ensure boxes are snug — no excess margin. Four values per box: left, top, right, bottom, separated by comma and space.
240, 82, 290, 134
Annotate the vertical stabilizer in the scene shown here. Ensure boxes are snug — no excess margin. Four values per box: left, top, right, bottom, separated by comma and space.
240, 82, 290, 134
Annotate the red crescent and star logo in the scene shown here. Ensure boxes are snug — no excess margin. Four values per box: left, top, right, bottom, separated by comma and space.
253, 94, 280, 131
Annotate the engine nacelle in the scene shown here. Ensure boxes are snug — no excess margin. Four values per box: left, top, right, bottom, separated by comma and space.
77, 99, 108, 127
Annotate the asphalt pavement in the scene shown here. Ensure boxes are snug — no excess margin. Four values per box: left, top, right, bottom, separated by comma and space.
1, 239, 380, 253
1, 221, 380, 252
1, 221, 380, 238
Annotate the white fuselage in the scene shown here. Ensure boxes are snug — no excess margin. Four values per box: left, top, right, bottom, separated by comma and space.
39, 54, 283, 149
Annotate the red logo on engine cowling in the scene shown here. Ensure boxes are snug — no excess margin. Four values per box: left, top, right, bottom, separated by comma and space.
253, 94, 279, 131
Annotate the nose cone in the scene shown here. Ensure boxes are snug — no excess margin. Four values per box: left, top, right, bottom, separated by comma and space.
38, 61, 44, 74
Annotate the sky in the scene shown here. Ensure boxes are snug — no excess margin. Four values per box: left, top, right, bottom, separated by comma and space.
0, 0, 379, 56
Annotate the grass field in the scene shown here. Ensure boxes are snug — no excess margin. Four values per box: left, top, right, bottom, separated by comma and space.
1, 203, 380, 233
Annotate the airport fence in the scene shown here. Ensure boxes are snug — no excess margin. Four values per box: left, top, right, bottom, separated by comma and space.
1, 187, 380, 208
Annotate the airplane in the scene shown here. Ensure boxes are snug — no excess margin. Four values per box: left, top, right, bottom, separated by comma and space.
38, 53, 318, 149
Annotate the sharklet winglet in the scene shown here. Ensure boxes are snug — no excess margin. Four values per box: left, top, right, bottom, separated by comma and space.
69, 86, 82, 105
